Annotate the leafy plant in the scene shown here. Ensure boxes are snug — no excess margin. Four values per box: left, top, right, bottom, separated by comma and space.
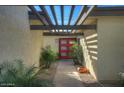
40, 46, 57, 69
70, 42, 84, 65
119, 72, 124, 86
0, 59, 53, 87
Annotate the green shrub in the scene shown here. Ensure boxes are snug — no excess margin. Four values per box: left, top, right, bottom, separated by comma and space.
0, 59, 53, 87
40, 46, 57, 69
70, 42, 84, 65
119, 72, 124, 86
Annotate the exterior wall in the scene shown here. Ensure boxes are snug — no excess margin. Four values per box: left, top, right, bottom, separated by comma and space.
80, 30, 98, 79
81, 16, 124, 82
29, 19, 44, 66
97, 16, 124, 82
43, 36, 82, 53
30, 30, 43, 66
30, 20, 42, 25
0, 6, 33, 66
0, 6, 43, 66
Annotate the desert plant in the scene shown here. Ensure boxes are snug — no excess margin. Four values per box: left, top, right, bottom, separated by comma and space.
40, 46, 57, 69
70, 42, 84, 65
0, 59, 53, 87
119, 72, 124, 86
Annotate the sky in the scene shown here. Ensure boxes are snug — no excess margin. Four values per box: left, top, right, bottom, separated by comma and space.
34, 5, 124, 25
34, 5, 83, 25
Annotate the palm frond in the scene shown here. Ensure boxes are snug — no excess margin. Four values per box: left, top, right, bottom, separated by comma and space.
0, 59, 53, 87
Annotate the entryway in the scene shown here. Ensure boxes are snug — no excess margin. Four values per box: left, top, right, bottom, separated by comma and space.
59, 38, 77, 59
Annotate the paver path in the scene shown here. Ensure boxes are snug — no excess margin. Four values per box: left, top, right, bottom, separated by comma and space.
53, 60, 84, 87
53, 60, 119, 87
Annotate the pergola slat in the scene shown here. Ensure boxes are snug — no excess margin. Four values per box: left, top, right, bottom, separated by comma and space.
50, 6, 58, 25
43, 32, 83, 36
30, 25, 96, 30
29, 5, 96, 33
61, 5, 64, 26
39, 5, 53, 25
61, 6, 64, 32
68, 5, 75, 25
67, 6, 75, 33
77, 5, 96, 25
29, 6, 124, 20
28, 11, 45, 15
74, 5, 87, 25
28, 6, 48, 25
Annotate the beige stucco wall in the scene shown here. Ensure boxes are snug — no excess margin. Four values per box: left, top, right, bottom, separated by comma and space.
0, 6, 43, 66
81, 16, 124, 82
30, 30, 43, 66
80, 30, 98, 79
29, 19, 44, 66
97, 16, 124, 81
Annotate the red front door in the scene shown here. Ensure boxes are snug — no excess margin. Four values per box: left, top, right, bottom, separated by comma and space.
59, 38, 76, 59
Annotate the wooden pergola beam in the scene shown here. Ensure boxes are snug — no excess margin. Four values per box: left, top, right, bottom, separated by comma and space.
71, 5, 87, 33
68, 5, 75, 25
77, 5, 96, 25
29, 6, 124, 20
50, 6, 58, 25
28, 11, 45, 15
30, 25, 96, 30
67, 6, 75, 33
43, 32, 84, 36
90, 6, 124, 16
74, 5, 87, 25
39, 5, 53, 25
61, 5, 64, 26
28, 6, 48, 25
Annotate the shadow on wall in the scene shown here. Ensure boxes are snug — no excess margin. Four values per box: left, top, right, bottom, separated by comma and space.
80, 32, 98, 80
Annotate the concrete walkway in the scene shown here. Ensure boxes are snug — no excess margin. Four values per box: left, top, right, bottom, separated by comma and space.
53, 60, 84, 87
53, 60, 119, 87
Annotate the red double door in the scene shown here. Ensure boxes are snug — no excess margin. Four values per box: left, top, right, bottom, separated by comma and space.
59, 38, 77, 59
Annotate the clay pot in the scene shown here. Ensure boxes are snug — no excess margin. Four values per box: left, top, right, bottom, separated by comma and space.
77, 67, 89, 73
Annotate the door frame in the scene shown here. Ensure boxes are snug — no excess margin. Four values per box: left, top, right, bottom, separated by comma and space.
59, 38, 77, 59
